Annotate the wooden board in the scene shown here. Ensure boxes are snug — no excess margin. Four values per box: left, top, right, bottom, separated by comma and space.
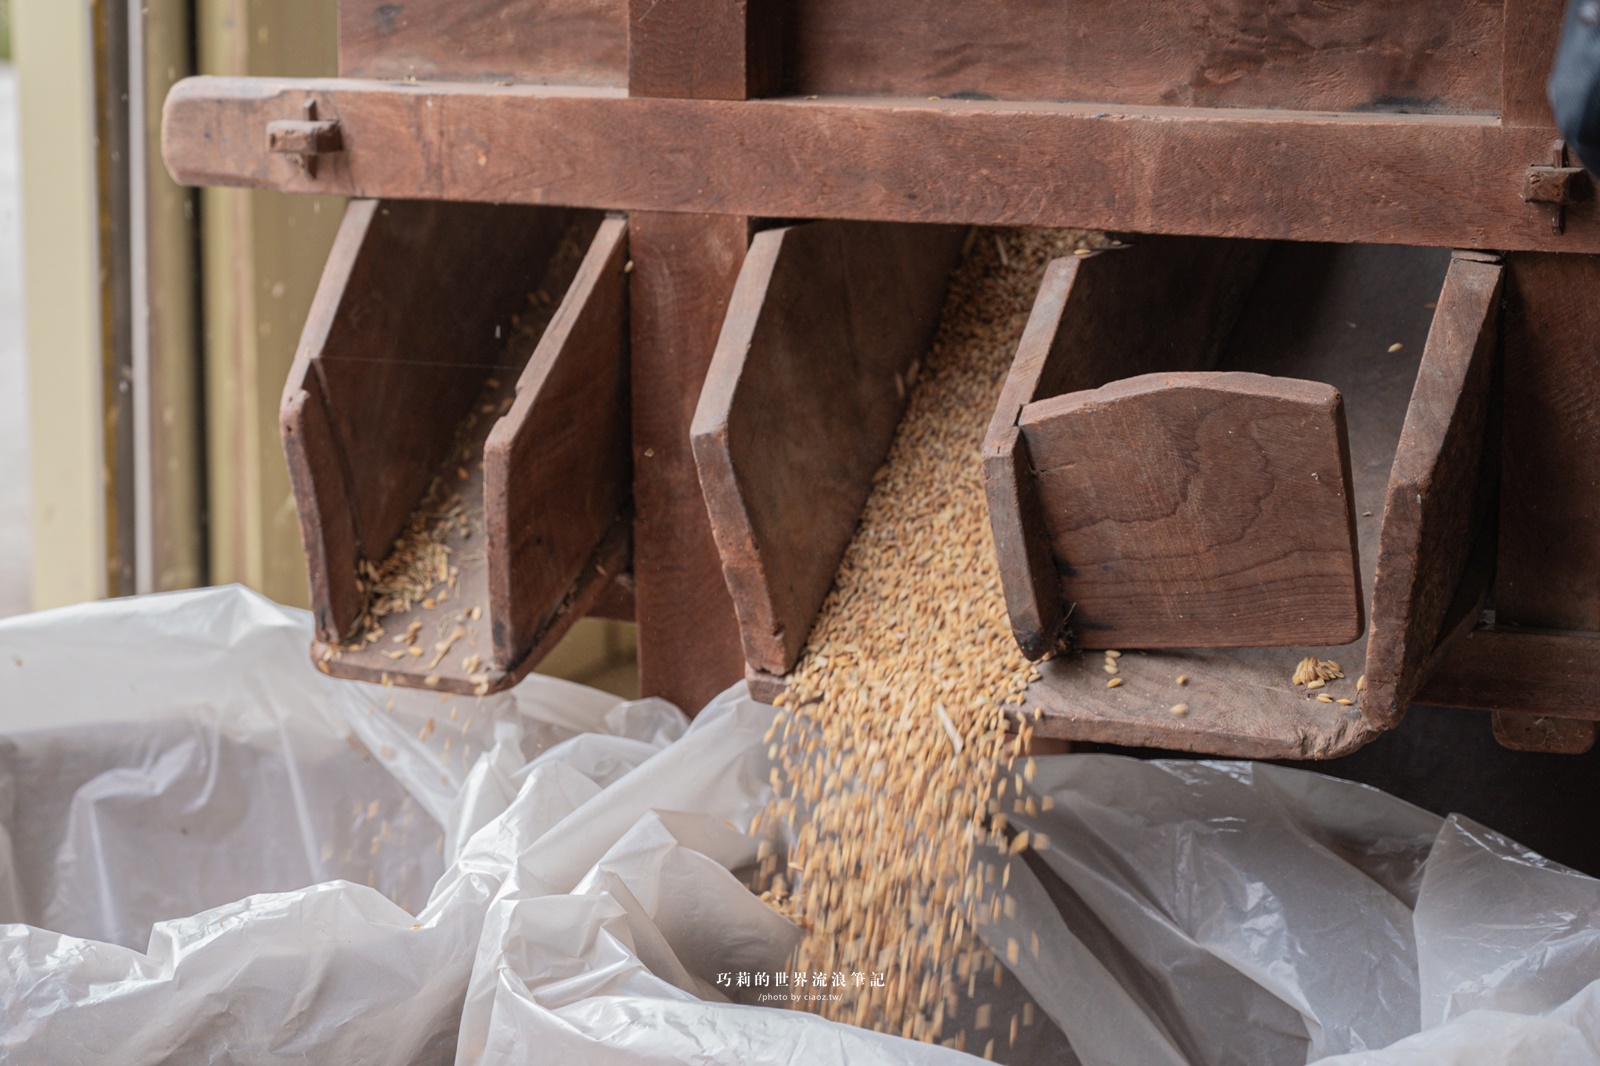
485, 216, 633, 680
628, 213, 752, 712
282, 202, 628, 695
339, 0, 626, 87
281, 199, 577, 642
1420, 628, 1600, 723
628, 0, 781, 101
983, 237, 1266, 657
1502, 0, 1566, 127
1492, 713, 1597, 754
161, 79, 1600, 255
1022, 243, 1450, 759
1495, 252, 1600, 632
1019, 371, 1362, 649
692, 221, 964, 675
787, 0, 1502, 115
623, 0, 780, 715
1363, 253, 1502, 728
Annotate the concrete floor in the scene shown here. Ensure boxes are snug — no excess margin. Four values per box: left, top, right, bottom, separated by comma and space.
0, 64, 28, 619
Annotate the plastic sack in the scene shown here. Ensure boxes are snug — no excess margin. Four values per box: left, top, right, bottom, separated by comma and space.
3, 586, 1598, 1065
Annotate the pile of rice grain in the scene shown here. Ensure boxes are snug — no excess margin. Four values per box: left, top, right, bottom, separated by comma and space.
760, 228, 1097, 1052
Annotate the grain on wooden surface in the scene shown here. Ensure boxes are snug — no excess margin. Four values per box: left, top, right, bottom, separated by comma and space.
755, 228, 1086, 1044
331, 226, 588, 664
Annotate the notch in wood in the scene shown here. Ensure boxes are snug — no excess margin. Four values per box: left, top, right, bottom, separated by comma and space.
1524, 141, 1590, 235
267, 100, 342, 177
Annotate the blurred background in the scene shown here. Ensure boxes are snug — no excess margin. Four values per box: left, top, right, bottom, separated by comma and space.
0, 0, 638, 694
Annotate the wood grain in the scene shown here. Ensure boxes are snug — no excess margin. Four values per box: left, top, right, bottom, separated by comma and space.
628, 212, 752, 713
1021, 243, 1451, 758
1020, 372, 1362, 649
1419, 628, 1600, 723
161, 78, 1600, 254
788, 0, 1502, 115
485, 216, 632, 678
280, 199, 609, 693
1496, 252, 1600, 633
1492, 713, 1597, 754
282, 199, 574, 640
1363, 253, 1502, 728
281, 363, 361, 642
983, 238, 1265, 657
692, 221, 963, 675
1501, 0, 1565, 126
339, 0, 626, 87
629, 0, 782, 100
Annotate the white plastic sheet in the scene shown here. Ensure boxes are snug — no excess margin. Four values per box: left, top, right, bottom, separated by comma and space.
1, 586, 1597, 1064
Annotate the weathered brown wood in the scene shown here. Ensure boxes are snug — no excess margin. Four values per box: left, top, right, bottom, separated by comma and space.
282, 199, 619, 694
485, 216, 632, 678
161, 78, 1600, 255
1502, 0, 1566, 127
1419, 628, 1600, 723
589, 573, 637, 622
1025, 647, 1378, 760
1023, 243, 1451, 758
1364, 253, 1503, 728
692, 221, 963, 676
1020, 372, 1362, 649
1491, 713, 1597, 754
983, 427, 1062, 660
789, 0, 1501, 115
983, 238, 1265, 658
339, 0, 626, 87
282, 199, 574, 641
628, 0, 781, 100
624, 0, 779, 713
281, 366, 360, 642
628, 213, 752, 713
1496, 252, 1600, 633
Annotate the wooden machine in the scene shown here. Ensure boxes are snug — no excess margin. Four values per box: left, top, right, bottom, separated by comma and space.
162, 0, 1600, 757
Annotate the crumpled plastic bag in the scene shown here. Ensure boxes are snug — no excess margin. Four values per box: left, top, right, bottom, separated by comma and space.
1, 586, 1597, 1065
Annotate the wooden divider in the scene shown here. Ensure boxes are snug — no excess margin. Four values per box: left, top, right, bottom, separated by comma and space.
1017, 371, 1362, 649
693, 220, 965, 679
983, 236, 1266, 657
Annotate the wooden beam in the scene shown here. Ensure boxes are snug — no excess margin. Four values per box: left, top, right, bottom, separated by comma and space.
624, 0, 778, 713
789, 0, 1500, 115
692, 221, 963, 676
1417, 628, 1600, 722
628, 0, 781, 101
1495, 252, 1600, 632
340, 0, 626, 87
162, 77, 1600, 254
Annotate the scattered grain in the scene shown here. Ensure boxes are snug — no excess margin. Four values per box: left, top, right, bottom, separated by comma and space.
757, 229, 1101, 1042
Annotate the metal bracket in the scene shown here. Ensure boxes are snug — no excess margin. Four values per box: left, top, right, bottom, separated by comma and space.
1523, 140, 1590, 235
266, 100, 342, 178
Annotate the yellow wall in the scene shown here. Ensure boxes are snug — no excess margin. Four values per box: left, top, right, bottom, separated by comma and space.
15, 0, 105, 608
198, 0, 342, 608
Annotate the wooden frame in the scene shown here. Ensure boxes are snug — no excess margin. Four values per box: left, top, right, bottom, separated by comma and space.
163, 79, 1600, 255
157, 0, 1600, 746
